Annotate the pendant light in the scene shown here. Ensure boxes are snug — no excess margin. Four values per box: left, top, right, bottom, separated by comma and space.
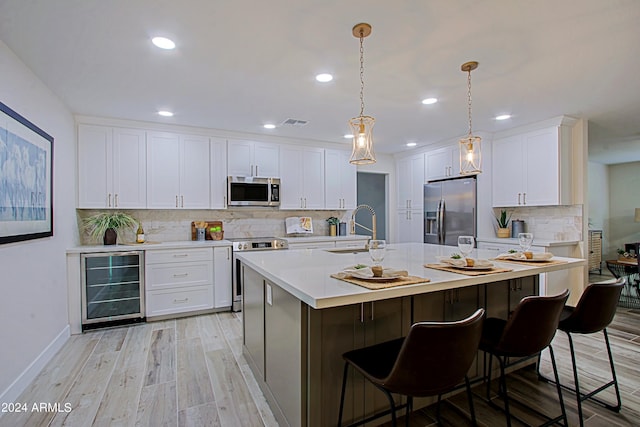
459, 61, 482, 175
349, 23, 376, 165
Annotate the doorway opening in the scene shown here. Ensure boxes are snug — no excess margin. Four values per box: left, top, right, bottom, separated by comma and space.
356, 172, 387, 241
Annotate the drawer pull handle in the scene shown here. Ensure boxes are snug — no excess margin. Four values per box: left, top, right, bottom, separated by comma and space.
173, 254, 189, 258
173, 298, 189, 304
173, 273, 189, 278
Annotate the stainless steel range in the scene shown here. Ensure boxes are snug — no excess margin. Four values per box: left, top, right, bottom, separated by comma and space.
228, 237, 288, 311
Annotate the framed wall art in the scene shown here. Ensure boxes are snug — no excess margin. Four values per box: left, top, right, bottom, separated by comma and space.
0, 101, 53, 244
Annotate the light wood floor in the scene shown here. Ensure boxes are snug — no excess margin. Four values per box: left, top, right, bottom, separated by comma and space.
2, 279, 639, 426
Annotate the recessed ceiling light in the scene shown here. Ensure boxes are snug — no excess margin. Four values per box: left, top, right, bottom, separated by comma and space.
421, 98, 438, 105
158, 110, 174, 117
496, 114, 511, 120
263, 124, 276, 129
344, 134, 354, 139
152, 36, 176, 50
406, 142, 417, 147
316, 73, 333, 83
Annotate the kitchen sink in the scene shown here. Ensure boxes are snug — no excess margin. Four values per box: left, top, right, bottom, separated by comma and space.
324, 247, 370, 254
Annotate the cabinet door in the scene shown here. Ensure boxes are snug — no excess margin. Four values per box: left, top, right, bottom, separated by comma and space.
210, 137, 228, 209
397, 210, 424, 243
180, 135, 210, 209
396, 154, 424, 210
112, 128, 146, 208
279, 147, 304, 209
523, 128, 560, 206
213, 246, 232, 308
147, 132, 181, 208
254, 142, 279, 177
425, 147, 455, 181
301, 147, 325, 209
492, 135, 524, 207
325, 150, 357, 210
227, 139, 253, 176
78, 124, 112, 208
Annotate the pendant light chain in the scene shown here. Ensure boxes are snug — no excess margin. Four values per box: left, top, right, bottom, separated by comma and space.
359, 31, 365, 118
467, 68, 473, 136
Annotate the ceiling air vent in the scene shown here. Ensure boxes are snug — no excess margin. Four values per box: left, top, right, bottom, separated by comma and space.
281, 118, 309, 127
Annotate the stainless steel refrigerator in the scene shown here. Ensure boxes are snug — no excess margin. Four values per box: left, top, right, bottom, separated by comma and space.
424, 176, 476, 245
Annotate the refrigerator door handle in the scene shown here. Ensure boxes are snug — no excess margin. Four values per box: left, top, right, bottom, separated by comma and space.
437, 199, 445, 244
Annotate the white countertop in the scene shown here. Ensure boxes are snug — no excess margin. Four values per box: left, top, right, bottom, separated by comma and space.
281, 234, 370, 244
67, 239, 232, 254
235, 242, 585, 309
476, 237, 580, 247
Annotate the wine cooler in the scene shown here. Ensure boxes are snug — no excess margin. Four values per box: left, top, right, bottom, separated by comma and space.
81, 251, 145, 330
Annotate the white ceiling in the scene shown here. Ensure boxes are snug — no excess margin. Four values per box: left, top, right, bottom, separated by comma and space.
1, 0, 639, 165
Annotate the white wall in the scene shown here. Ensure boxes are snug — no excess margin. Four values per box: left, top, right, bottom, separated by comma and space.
0, 40, 76, 403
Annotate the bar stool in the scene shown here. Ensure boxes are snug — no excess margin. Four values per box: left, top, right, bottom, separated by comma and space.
337, 308, 485, 427
480, 290, 569, 427
538, 278, 624, 426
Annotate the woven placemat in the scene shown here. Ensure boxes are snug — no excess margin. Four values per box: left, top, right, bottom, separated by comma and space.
424, 264, 513, 276
492, 258, 568, 266
330, 274, 430, 290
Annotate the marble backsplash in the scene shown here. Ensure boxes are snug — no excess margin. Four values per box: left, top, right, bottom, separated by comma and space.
493, 205, 583, 241
76, 208, 353, 245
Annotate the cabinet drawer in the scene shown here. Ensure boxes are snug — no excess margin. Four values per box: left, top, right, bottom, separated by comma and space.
146, 248, 213, 264
146, 261, 213, 290
146, 285, 214, 317
288, 242, 336, 250
335, 240, 368, 249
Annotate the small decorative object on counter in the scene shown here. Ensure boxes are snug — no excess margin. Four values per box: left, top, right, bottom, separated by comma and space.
191, 221, 224, 240
136, 222, 145, 243
83, 211, 138, 245
494, 209, 512, 238
339, 222, 347, 236
326, 217, 339, 237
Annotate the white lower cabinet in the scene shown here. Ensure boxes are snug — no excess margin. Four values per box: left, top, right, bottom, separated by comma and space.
213, 246, 232, 308
145, 248, 214, 318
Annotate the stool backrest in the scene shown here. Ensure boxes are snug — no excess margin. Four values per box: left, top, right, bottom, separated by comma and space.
561, 278, 624, 334
383, 308, 485, 397
495, 289, 569, 357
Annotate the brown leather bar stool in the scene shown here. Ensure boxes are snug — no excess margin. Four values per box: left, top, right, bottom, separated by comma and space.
480, 290, 569, 427
538, 278, 624, 426
337, 308, 485, 427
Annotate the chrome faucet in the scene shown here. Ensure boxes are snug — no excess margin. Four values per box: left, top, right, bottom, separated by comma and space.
350, 204, 377, 241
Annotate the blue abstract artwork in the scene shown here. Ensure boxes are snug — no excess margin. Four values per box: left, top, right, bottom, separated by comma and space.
0, 102, 53, 244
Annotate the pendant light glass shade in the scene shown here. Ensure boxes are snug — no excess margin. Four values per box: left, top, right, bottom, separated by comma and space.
349, 115, 375, 165
459, 61, 482, 175
459, 135, 482, 175
349, 23, 376, 165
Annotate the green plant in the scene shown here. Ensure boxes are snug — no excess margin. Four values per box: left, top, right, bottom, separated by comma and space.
326, 216, 340, 226
494, 209, 512, 229
83, 212, 138, 242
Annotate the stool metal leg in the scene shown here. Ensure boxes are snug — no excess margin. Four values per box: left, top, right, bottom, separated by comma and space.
338, 362, 349, 427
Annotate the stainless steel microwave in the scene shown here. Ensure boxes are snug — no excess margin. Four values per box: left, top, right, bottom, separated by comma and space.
227, 176, 280, 207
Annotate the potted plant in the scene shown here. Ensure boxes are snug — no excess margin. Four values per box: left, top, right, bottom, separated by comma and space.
326, 217, 339, 237
494, 209, 512, 238
84, 212, 138, 245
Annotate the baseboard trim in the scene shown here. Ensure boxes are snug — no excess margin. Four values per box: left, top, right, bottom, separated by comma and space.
0, 324, 70, 407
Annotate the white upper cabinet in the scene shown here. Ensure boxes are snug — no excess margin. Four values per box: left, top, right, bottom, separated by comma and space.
492, 123, 573, 207
279, 146, 325, 209
324, 149, 357, 210
396, 154, 425, 211
227, 140, 279, 177
210, 137, 228, 209
78, 124, 146, 208
147, 131, 210, 209
425, 146, 459, 181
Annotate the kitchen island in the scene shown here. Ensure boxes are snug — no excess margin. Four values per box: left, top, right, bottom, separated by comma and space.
235, 243, 585, 427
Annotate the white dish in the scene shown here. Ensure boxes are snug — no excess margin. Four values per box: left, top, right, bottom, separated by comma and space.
348, 272, 403, 281
447, 264, 494, 271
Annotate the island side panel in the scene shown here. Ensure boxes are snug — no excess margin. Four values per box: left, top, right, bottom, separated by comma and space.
306, 297, 409, 427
